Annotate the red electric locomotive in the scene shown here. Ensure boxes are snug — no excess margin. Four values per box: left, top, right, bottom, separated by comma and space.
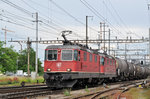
44, 33, 117, 88
43, 33, 150, 88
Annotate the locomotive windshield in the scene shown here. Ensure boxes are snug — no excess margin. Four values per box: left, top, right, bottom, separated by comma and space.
61, 50, 73, 61
48, 50, 57, 60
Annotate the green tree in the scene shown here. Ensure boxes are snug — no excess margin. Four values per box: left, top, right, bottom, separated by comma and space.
0, 41, 19, 73
18, 48, 43, 75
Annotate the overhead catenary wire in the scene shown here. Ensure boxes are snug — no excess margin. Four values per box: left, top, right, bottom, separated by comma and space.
0, 10, 78, 39
1, 0, 98, 40
0, 9, 34, 22
103, 1, 129, 33
0, 12, 62, 39
0, 0, 145, 40
0, 18, 61, 38
0, 14, 33, 27
107, 0, 141, 38
21, 0, 86, 39
0, 0, 61, 34
49, 0, 98, 33
0, 0, 32, 16
80, 0, 126, 37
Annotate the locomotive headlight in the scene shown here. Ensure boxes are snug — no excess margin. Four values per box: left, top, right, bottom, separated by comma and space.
67, 68, 72, 72
47, 68, 51, 72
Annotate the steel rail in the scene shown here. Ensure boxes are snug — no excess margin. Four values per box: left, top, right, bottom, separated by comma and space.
72, 79, 149, 99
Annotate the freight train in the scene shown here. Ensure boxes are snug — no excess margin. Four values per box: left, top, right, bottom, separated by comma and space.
43, 33, 150, 88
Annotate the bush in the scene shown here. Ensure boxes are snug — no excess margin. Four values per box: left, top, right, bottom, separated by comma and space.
85, 85, 89, 92
26, 78, 31, 83
13, 77, 19, 83
7, 78, 12, 84
36, 77, 44, 83
0, 79, 8, 85
63, 89, 71, 96
0, 76, 44, 86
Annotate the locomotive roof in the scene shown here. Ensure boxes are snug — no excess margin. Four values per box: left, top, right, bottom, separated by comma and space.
46, 45, 115, 60
46, 45, 94, 53
46, 45, 81, 49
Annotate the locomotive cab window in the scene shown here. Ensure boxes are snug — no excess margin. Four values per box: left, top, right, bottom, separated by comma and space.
48, 50, 57, 60
74, 50, 78, 61
100, 57, 105, 65
61, 50, 73, 61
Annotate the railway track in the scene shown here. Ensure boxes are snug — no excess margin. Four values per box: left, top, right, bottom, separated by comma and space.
0, 84, 62, 99
0, 84, 47, 93
72, 79, 150, 99
0, 84, 46, 89
0, 79, 149, 99
117, 80, 150, 99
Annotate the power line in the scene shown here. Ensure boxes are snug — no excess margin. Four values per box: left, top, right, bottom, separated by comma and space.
102, 1, 127, 37
0, 9, 33, 21
0, 14, 83, 40
21, 0, 86, 39
0, 14, 33, 27
1, 0, 90, 40
107, 0, 141, 38
80, 0, 126, 37
0, 0, 32, 16
49, 0, 98, 33
0, 18, 61, 38
21, 0, 85, 39
0, 0, 62, 36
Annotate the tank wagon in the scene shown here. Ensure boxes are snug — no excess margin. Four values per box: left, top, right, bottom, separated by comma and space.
43, 34, 150, 88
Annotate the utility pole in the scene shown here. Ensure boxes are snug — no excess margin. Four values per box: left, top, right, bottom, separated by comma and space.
112, 47, 115, 57
27, 37, 31, 77
149, 28, 150, 63
125, 43, 127, 60
86, 16, 93, 47
108, 29, 110, 55
144, 55, 146, 65
86, 16, 88, 47
18, 42, 22, 51
100, 23, 102, 41
2, 26, 14, 47
35, 12, 38, 77
147, 3, 150, 65
97, 33, 100, 49
103, 22, 106, 51
32, 12, 40, 77
98, 22, 103, 50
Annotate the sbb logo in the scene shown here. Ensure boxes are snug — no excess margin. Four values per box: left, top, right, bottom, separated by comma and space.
56, 62, 62, 68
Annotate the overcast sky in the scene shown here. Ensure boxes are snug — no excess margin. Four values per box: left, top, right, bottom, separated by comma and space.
0, 0, 149, 62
